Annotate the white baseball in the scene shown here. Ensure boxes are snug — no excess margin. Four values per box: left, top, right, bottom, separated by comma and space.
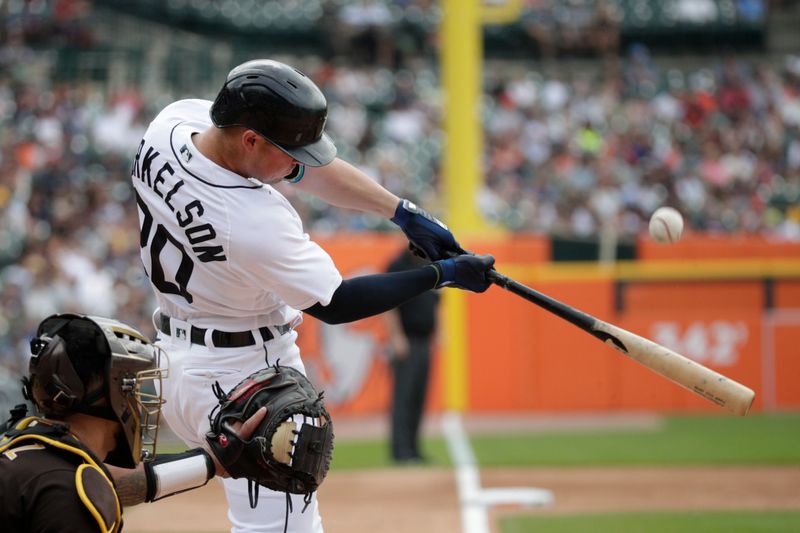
649, 207, 684, 244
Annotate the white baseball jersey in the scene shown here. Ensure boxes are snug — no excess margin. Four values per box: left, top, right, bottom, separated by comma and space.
131, 99, 342, 330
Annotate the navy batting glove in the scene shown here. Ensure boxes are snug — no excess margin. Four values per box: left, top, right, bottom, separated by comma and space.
391, 199, 466, 261
431, 254, 495, 293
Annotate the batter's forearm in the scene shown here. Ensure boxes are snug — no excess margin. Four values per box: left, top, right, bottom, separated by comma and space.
304, 266, 438, 324
297, 158, 399, 218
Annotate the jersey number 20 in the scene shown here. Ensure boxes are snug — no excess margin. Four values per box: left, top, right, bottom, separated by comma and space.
136, 191, 195, 303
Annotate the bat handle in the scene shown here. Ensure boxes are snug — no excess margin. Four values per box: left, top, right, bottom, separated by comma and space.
487, 269, 508, 287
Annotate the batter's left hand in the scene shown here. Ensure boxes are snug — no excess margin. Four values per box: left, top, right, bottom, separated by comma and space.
391, 199, 466, 261
432, 253, 495, 293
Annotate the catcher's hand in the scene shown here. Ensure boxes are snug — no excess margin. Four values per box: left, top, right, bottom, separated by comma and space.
205, 364, 334, 503
208, 406, 267, 477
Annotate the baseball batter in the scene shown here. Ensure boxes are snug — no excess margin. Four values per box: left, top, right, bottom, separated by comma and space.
131, 59, 494, 532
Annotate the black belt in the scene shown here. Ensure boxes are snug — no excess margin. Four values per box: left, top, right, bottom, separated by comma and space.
159, 315, 291, 348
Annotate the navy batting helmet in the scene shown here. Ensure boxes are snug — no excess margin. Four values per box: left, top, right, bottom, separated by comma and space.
210, 59, 337, 167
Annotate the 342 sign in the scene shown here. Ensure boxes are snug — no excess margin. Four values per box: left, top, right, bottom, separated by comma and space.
650, 321, 749, 366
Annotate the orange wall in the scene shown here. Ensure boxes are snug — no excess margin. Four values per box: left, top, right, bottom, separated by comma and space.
298, 234, 800, 416
638, 233, 800, 260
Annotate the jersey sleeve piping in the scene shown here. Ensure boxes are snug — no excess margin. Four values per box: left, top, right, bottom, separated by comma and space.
168, 122, 261, 190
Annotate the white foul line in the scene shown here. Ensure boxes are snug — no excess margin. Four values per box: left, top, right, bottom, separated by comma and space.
441, 411, 554, 533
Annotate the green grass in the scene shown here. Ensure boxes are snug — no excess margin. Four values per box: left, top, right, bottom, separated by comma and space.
499, 511, 800, 533
145, 413, 800, 533
470, 412, 800, 467
330, 413, 800, 470
128, 512, 800, 533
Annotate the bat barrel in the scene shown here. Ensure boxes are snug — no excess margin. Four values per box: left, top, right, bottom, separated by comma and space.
487, 267, 757, 416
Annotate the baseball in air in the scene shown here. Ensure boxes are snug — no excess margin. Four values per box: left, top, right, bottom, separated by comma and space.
649, 207, 684, 244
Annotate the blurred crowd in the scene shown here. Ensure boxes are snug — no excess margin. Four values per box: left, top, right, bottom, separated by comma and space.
519, 0, 621, 59
0, 74, 152, 371
0, 2, 152, 372
325, 0, 623, 68
477, 48, 800, 237
308, 47, 800, 239
0, 1, 799, 371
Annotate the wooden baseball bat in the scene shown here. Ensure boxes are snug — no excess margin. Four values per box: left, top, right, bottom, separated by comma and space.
487, 270, 756, 415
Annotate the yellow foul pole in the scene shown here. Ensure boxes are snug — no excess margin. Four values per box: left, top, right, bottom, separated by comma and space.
440, 1, 520, 411
442, 0, 485, 236
440, 0, 484, 412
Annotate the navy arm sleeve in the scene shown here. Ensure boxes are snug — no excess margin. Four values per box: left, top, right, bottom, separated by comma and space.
303, 266, 438, 324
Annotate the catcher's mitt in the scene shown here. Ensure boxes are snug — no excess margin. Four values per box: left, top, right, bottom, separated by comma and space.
205, 364, 334, 507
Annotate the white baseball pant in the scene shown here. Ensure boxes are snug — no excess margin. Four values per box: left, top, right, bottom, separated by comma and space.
157, 325, 324, 533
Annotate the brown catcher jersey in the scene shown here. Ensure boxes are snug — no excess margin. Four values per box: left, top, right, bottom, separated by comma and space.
0, 418, 121, 533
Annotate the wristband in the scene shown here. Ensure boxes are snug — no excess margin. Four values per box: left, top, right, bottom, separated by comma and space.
432, 259, 455, 288
143, 448, 215, 502
427, 263, 441, 288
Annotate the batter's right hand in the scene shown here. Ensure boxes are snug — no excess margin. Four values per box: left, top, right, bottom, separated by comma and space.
432, 254, 495, 293
391, 199, 467, 261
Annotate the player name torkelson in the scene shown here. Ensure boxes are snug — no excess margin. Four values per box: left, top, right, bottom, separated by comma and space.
132, 138, 227, 265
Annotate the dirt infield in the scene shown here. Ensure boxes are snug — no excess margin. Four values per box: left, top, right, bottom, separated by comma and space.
124, 466, 800, 533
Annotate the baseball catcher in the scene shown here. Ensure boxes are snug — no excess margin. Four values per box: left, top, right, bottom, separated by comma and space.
0, 313, 166, 533
205, 363, 334, 512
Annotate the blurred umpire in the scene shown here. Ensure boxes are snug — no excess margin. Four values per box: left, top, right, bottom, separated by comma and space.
384, 247, 440, 463
0, 314, 166, 533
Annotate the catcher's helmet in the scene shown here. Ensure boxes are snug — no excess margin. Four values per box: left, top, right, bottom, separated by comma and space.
25, 314, 166, 467
211, 59, 337, 167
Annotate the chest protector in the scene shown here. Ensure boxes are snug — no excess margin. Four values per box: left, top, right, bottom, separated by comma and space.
0, 416, 122, 533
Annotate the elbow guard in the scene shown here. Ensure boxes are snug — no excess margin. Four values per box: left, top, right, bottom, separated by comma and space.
143, 448, 215, 502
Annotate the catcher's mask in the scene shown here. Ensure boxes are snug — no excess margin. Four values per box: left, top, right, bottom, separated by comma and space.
24, 313, 167, 467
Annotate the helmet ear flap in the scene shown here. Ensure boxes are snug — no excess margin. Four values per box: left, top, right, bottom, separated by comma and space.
29, 334, 86, 410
